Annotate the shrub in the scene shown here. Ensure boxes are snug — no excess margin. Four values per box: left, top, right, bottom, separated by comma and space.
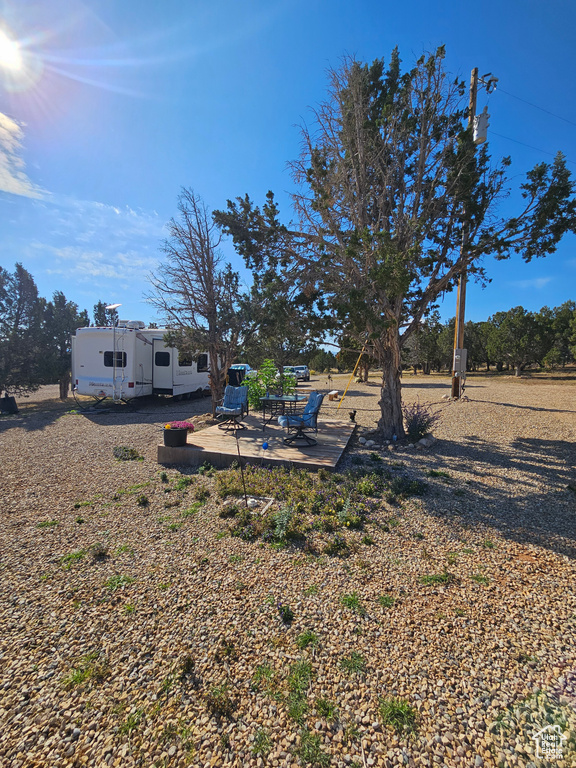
278, 602, 294, 625
113, 446, 144, 461
402, 401, 440, 442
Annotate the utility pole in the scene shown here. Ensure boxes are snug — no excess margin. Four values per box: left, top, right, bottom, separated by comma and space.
451, 69, 497, 398
451, 68, 478, 399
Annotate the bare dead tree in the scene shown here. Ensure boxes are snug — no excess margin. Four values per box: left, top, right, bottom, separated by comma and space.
147, 188, 246, 414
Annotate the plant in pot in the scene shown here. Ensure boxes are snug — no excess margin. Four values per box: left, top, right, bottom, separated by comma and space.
163, 421, 195, 447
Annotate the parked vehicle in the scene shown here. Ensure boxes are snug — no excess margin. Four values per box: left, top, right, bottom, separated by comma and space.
294, 365, 310, 381
227, 364, 253, 386
71, 322, 210, 402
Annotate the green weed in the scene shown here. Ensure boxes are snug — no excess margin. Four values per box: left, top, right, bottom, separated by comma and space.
252, 728, 272, 756
293, 728, 330, 766
62, 651, 108, 689
60, 549, 87, 567
340, 592, 366, 615
419, 572, 454, 586
339, 651, 366, 675
378, 696, 417, 734
296, 630, 319, 650
105, 574, 135, 591
315, 697, 338, 720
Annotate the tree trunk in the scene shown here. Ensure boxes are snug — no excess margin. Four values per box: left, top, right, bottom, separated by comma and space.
59, 370, 71, 400
376, 330, 404, 439
515, 365, 521, 377
208, 350, 225, 416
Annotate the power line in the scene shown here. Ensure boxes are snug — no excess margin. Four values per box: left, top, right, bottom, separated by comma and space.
497, 86, 576, 129
489, 130, 576, 166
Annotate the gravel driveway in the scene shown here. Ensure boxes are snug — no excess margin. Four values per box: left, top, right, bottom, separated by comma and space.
1, 374, 575, 767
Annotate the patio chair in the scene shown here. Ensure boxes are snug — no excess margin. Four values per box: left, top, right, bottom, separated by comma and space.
215, 385, 249, 431
278, 391, 324, 446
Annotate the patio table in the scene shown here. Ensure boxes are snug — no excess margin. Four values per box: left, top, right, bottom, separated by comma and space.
260, 394, 307, 430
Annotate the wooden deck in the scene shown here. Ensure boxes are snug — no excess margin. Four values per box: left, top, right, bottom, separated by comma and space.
157, 414, 356, 470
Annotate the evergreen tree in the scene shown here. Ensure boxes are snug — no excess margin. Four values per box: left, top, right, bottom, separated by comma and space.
43, 292, 89, 398
0, 264, 44, 397
222, 47, 576, 437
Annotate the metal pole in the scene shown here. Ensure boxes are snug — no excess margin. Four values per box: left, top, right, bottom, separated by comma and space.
451, 67, 478, 399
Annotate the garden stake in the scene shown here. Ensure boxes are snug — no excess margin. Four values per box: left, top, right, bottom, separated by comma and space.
234, 431, 249, 508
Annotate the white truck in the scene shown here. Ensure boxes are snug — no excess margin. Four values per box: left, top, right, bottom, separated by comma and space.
71, 322, 210, 402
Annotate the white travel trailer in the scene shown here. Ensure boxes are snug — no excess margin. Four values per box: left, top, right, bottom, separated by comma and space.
71, 322, 211, 402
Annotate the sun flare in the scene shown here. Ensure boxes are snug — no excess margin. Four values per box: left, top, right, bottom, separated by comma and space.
0, 29, 22, 71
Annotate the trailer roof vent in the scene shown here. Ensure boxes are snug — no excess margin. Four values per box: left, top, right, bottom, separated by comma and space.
126, 320, 146, 329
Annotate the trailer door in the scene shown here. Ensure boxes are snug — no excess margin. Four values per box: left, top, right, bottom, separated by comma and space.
152, 339, 175, 393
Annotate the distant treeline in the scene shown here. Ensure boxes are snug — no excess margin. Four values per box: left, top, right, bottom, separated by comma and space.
0, 263, 120, 399
1, 263, 575, 400
299, 304, 576, 378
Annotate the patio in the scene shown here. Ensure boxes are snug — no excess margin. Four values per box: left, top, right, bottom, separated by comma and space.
157, 413, 356, 470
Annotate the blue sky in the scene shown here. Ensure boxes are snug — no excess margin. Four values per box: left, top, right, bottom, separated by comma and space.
1, 0, 575, 327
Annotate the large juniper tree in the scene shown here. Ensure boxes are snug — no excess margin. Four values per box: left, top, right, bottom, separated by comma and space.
219, 47, 576, 438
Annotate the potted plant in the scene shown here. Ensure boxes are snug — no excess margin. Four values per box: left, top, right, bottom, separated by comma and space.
163, 421, 195, 447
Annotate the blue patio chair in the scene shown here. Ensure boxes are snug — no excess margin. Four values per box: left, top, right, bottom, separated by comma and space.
215, 385, 249, 431
278, 391, 324, 446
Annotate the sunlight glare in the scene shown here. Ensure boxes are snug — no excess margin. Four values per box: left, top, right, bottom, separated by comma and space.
0, 29, 22, 70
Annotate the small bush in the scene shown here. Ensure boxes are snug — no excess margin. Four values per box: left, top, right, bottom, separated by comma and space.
402, 401, 440, 442
278, 602, 294, 625
205, 683, 234, 717
113, 446, 144, 461
323, 533, 350, 558
219, 502, 240, 519
175, 475, 194, 490
195, 487, 210, 502
388, 475, 427, 500
90, 542, 109, 561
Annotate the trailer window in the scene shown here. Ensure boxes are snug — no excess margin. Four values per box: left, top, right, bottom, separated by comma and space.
104, 351, 127, 368
196, 354, 209, 372
178, 352, 192, 367
155, 351, 171, 367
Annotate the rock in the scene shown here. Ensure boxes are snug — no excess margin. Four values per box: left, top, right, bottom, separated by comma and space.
359, 437, 367, 445
365, 440, 376, 448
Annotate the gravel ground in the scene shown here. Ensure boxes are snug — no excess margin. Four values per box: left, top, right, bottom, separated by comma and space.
1, 374, 575, 768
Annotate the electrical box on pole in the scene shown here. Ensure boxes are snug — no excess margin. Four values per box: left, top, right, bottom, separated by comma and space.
473, 106, 490, 144
453, 348, 467, 374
